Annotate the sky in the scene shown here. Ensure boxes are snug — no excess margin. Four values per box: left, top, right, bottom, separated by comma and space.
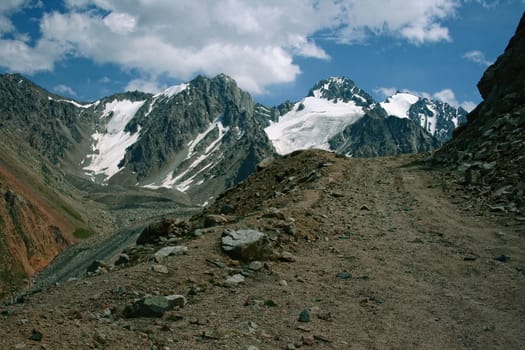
0, 1, 523, 110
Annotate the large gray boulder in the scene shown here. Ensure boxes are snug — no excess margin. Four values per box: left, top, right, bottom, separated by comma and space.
221, 229, 273, 261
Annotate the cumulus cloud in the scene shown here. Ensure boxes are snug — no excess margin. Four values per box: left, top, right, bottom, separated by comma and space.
335, 0, 457, 44
0, 0, 462, 93
53, 84, 77, 97
462, 50, 493, 66
374, 87, 399, 99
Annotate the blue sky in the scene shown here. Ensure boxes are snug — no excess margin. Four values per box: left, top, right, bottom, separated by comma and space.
0, 1, 523, 110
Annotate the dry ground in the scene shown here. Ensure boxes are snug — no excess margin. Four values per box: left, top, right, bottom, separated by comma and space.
1, 151, 523, 349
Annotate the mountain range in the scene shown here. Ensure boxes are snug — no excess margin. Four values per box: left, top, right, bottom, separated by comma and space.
0, 69, 466, 295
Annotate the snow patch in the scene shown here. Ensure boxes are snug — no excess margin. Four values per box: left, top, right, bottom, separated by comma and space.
155, 83, 188, 98
265, 96, 365, 155
48, 96, 99, 109
83, 99, 146, 180
145, 119, 230, 191
380, 92, 419, 119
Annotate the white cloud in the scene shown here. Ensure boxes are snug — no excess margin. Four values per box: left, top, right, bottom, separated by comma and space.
335, 0, 458, 44
460, 101, 477, 112
99, 76, 111, 83
103, 12, 136, 34
374, 87, 399, 99
462, 50, 493, 66
0, 0, 462, 93
53, 84, 77, 97
0, 0, 29, 34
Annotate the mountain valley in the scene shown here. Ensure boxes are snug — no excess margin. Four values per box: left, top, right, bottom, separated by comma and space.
0, 12, 523, 350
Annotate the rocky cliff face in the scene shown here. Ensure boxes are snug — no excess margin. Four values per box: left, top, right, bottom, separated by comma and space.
104, 75, 277, 204
329, 113, 440, 157
434, 13, 525, 214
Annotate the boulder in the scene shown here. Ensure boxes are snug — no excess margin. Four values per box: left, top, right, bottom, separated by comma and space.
221, 229, 272, 261
154, 245, 188, 259
124, 294, 186, 318
136, 219, 189, 245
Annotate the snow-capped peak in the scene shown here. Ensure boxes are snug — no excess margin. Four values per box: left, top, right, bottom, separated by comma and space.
380, 91, 468, 141
155, 83, 189, 98
307, 77, 374, 108
380, 92, 420, 119
264, 94, 365, 155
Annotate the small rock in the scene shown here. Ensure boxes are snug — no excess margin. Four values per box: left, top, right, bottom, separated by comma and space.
154, 246, 188, 259
136, 218, 189, 244
193, 229, 205, 237
317, 311, 333, 321
151, 265, 169, 274
279, 252, 297, 262
302, 334, 315, 345
1, 309, 11, 316
262, 207, 286, 220
463, 256, 478, 261
298, 309, 310, 322
204, 214, 229, 227
94, 331, 107, 344
331, 191, 344, 198
114, 253, 130, 266
86, 260, 109, 274
488, 204, 506, 212
279, 280, 288, 287
224, 274, 245, 288
494, 255, 510, 262
285, 343, 296, 349
336, 271, 352, 279
206, 259, 226, 268
247, 346, 260, 350
29, 329, 43, 341
248, 261, 263, 271
166, 294, 187, 308
257, 157, 275, 171
360, 205, 371, 211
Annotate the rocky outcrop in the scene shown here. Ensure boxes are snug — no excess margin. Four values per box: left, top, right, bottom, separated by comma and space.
330, 113, 440, 157
0, 170, 74, 298
434, 13, 525, 214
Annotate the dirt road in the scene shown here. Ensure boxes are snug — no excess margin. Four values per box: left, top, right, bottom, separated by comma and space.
1, 151, 523, 349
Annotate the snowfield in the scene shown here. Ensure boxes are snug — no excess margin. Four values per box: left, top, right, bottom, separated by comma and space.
83, 99, 146, 181
265, 93, 365, 155
380, 92, 419, 119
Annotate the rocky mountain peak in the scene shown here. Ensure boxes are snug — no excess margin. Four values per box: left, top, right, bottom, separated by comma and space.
381, 91, 468, 143
307, 76, 376, 107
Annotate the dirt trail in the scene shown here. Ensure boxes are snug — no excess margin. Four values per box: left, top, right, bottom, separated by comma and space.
0, 152, 523, 349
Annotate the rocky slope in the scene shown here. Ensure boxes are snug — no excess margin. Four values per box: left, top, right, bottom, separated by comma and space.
0, 139, 77, 298
434, 12, 525, 215
0, 150, 522, 349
